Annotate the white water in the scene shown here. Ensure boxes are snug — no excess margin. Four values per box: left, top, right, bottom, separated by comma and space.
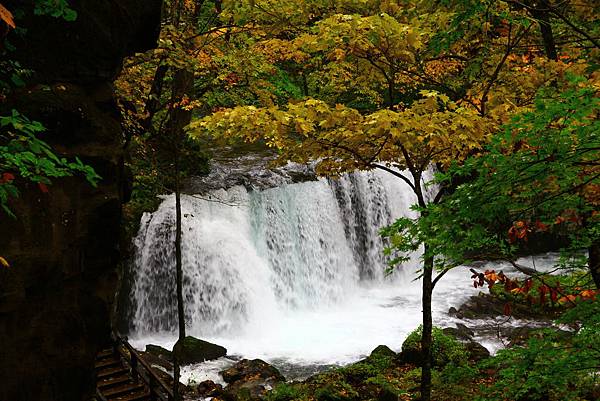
128, 169, 553, 381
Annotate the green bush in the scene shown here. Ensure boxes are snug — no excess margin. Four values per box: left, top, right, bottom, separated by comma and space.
365, 374, 407, 398
477, 298, 600, 401
315, 380, 359, 401
402, 325, 468, 367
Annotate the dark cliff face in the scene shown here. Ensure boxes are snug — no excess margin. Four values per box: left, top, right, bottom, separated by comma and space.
0, 1, 162, 400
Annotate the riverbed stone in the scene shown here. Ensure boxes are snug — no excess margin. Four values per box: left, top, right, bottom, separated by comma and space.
443, 323, 475, 342
195, 380, 224, 398
465, 341, 490, 362
173, 336, 227, 365
221, 359, 285, 400
145, 344, 173, 360
222, 359, 285, 384
453, 293, 556, 320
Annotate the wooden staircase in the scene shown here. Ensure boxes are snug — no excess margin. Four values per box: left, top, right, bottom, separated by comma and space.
95, 335, 174, 401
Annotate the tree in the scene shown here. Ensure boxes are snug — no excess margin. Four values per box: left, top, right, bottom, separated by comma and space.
386, 74, 599, 289
116, 1, 272, 398
189, 4, 499, 399
189, 1, 600, 399
192, 94, 491, 399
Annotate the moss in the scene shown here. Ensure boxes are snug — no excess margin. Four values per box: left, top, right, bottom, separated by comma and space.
402, 325, 469, 367
315, 381, 359, 401
265, 383, 308, 401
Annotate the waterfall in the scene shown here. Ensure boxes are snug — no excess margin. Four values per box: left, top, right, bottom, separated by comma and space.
130, 170, 419, 339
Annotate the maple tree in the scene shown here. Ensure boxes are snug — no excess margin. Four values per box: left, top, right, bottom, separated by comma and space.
185, 1, 600, 400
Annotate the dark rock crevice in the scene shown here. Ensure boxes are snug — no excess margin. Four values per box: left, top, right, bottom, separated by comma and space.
0, 1, 162, 400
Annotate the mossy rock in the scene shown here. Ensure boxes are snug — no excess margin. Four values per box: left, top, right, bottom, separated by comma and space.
173, 336, 227, 365
400, 325, 468, 368
368, 345, 396, 359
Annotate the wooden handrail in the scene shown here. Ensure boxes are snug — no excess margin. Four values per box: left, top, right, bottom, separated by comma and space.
96, 387, 109, 401
113, 333, 175, 401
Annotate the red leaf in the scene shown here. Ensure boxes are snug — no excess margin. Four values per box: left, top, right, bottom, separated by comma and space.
503, 303, 512, 316
539, 285, 548, 304
38, 183, 49, 193
1, 172, 15, 183
523, 279, 533, 293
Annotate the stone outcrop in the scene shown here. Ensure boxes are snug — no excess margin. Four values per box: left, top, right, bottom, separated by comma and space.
0, 1, 161, 400
173, 336, 228, 365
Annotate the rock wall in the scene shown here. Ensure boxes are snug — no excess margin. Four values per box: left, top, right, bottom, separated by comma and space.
0, 1, 162, 400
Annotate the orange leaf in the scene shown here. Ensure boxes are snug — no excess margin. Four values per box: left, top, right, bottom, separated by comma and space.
580, 290, 597, 299
560, 294, 578, 304
0, 3, 15, 29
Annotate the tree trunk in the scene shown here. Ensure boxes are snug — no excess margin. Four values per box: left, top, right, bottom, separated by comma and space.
523, 0, 558, 60
175, 164, 185, 340
168, 68, 194, 401
173, 167, 184, 401
420, 244, 434, 401
534, 9, 558, 61
173, 178, 185, 341
589, 239, 600, 290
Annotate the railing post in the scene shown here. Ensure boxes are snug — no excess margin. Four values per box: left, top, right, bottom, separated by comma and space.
148, 374, 157, 401
131, 351, 139, 382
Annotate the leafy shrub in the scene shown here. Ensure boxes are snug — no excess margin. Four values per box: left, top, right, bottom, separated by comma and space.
365, 374, 407, 398
402, 325, 469, 367
315, 380, 359, 401
339, 362, 379, 382
478, 298, 600, 401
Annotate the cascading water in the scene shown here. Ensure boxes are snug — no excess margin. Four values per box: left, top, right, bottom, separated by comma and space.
131, 170, 417, 333
128, 168, 484, 375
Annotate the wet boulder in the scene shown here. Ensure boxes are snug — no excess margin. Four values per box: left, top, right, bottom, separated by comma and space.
173, 336, 227, 365
221, 359, 285, 400
442, 325, 474, 342
145, 344, 173, 360
195, 380, 224, 399
464, 342, 490, 362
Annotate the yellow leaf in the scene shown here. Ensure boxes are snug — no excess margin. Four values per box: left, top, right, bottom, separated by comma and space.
0, 256, 9, 268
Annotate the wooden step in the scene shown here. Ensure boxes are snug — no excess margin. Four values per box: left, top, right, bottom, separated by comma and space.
97, 375, 132, 390
97, 348, 116, 360
95, 358, 121, 370
103, 382, 145, 398
114, 388, 151, 401
97, 367, 129, 379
